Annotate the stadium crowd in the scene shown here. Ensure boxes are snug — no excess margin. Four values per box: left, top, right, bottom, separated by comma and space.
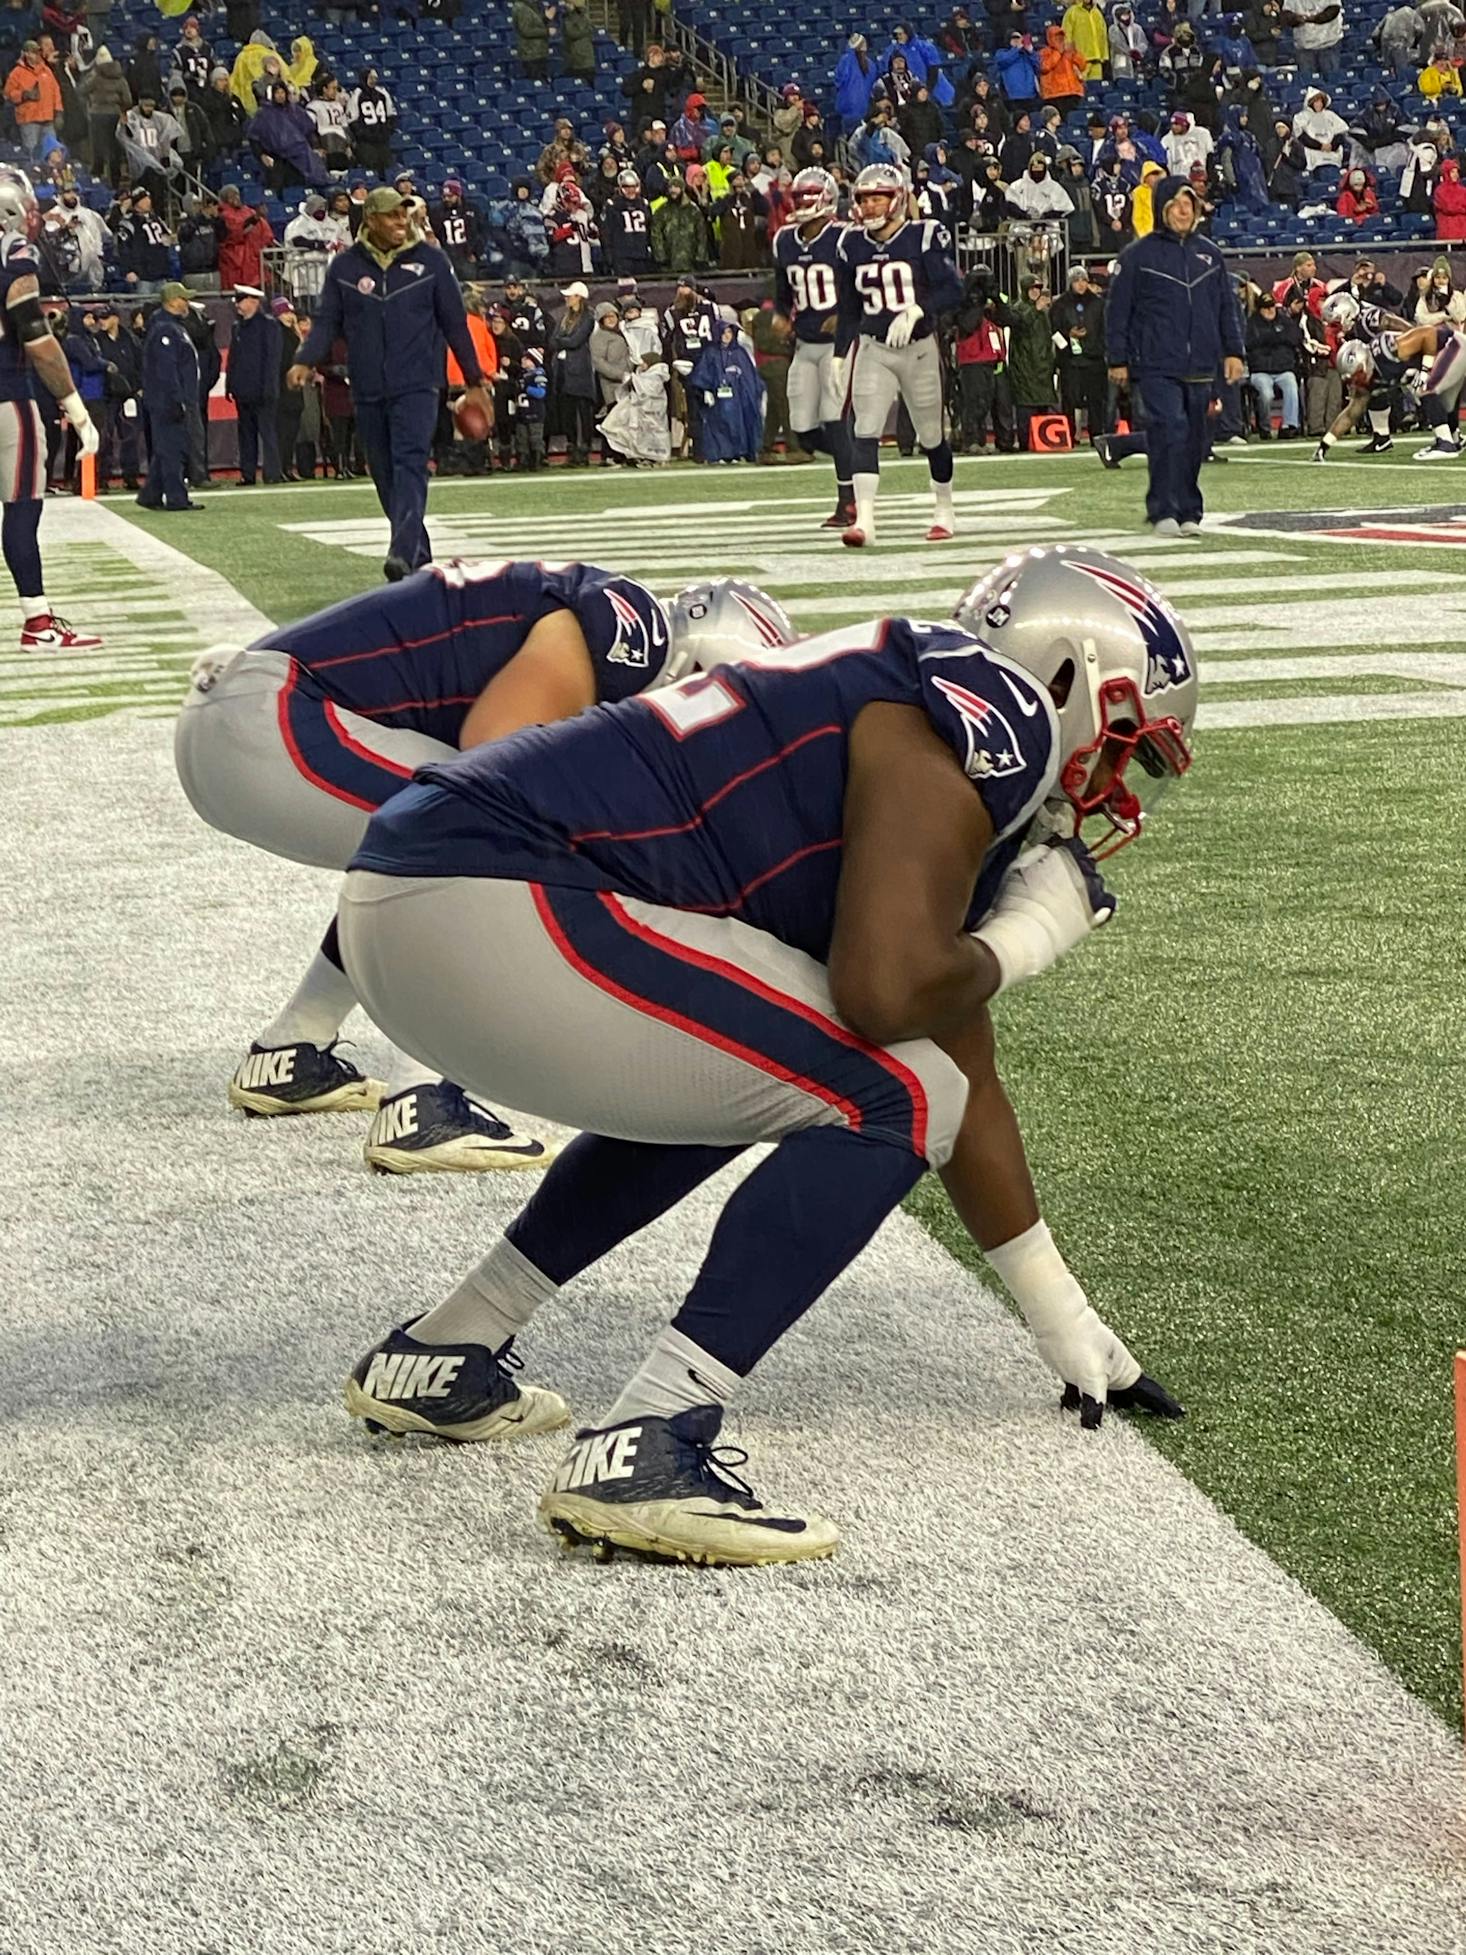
5, 0, 1465, 483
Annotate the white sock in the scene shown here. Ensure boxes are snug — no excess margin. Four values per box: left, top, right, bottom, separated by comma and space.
256, 949, 360, 1049
932, 478, 955, 527
852, 470, 878, 539
1368, 407, 1391, 438
411, 1236, 561, 1350
383, 1050, 442, 1099
602, 1327, 741, 1428
21, 594, 46, 620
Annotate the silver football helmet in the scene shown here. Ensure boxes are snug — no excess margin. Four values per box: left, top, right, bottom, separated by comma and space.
791, 166, 838, 225
1320, 289, 1360, 331
668, 578, 797, 676
953, 545, 1198, 854
852, 162, 907, 232
0, 166, 37, 240
1335, 338, 1374, 384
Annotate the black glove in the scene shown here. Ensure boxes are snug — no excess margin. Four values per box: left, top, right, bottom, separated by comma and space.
1061, 1374, 1185, 1426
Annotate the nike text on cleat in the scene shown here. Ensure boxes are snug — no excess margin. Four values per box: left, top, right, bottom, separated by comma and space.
228, 1040, 384, 1117
538, 1404, 839, 1568
925, 523, 955, 542
19, 613, 103, 652
840, 525, 870, 549
345, 1322, 568, 1442
363, 1080, 555, 1175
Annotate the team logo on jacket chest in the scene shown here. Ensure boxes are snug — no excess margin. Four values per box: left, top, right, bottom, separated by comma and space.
930, 675, 1027, 781
356, 275, 376, 293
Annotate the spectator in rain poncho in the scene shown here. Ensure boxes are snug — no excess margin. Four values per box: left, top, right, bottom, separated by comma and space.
248, 79, 327, 189
1109, 4, 1147, 78
1217, 105, 1269, 208
598, 349, 671, 463
689, 319, 764, 462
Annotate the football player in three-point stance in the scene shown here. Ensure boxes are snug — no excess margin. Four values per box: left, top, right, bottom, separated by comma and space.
0, 168, 102, 654
773, 167, 857, 532
834, 162, 964, 550
1312, 289, 1466, 463
335, 548, 1194, 1568
175, 559, 681, 1173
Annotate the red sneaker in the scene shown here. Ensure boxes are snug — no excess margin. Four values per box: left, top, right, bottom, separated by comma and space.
821, 503, 856, 529
19, 613, 104, 652
840, 525, 869, 549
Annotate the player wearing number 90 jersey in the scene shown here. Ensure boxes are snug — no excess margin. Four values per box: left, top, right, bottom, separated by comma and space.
774, 168, 856, 529
835, 164, 964, 551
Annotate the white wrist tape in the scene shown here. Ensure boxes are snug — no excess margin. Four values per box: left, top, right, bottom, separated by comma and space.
970, 839, 1115, 993
59, 390, 87, 428
984, 1219, 1084, 1342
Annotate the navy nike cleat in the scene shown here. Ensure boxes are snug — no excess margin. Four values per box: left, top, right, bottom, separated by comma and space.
229, 1040, 384, 1117
344, 1322, 569, 1441
363, 1080, 555, 1174
539, 1404, 839, 1567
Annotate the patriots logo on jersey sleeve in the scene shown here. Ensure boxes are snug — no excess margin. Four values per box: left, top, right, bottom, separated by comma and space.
929, 674, 1027, 781
1070, 561, 1193, 695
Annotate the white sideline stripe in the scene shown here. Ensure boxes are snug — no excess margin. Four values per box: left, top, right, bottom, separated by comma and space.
1201, 651, 1466, 684
2, 713, 1463, 1955
1202, 689, 1466, 726
31, 499, 273, 646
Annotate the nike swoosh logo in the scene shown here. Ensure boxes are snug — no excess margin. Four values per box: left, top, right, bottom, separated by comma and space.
688, 1510, 809, 1532
997, 669, 1040, 718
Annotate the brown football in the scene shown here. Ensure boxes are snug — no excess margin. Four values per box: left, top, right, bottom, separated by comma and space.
453, 394, 491, 441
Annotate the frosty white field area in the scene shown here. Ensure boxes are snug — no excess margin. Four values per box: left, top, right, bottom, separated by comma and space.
3, 721, 1464, 1955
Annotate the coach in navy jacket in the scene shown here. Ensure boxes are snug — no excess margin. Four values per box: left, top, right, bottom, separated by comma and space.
1105, 176, 1245, 532
290, 187, 494, 577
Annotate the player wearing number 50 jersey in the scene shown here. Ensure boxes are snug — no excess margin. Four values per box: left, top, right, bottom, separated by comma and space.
773, 168, 856, 531
835, 163, 964, 551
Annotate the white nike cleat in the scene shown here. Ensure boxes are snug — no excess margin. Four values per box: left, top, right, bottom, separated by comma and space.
229, 1040, 384, 1116
364, 1080, 555, 1174
540, 1404, 839, 1567
346, 1322, 569, 1442
1414, 437, 1462, 461
925, 523, 955, 542
20, 612, 103, 652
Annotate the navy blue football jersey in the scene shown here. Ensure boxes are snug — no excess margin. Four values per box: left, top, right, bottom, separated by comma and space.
255, 559, 670, 746
773, 218, 847, 345
836, 219, 964, 351
352, 619, 1060, 961
0, 232, 39, 403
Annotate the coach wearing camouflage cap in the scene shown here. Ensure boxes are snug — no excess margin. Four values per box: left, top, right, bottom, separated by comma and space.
288, 187, 495, 581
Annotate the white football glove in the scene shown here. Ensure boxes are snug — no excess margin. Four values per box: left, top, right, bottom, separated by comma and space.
59, 390, 99, 458
884, 304, 923, 349
188, 644, 240, 693
970, 836, 1115, 992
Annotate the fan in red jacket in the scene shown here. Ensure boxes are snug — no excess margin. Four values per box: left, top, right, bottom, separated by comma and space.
1434, 156, 1466, 241
1336, 167, 1380, 226
216, 186, 277, 294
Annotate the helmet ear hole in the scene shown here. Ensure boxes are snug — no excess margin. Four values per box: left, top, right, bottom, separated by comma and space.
1049, 656, 1075, 709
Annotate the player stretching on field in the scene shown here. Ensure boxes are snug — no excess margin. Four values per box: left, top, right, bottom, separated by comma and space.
773, 167, 857, 532
834, 162, 963, 550
0, 168, 101, 654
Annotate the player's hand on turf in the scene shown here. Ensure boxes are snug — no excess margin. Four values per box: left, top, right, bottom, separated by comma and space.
885, 304, 923, 350
1039, 1311, 1185, 1430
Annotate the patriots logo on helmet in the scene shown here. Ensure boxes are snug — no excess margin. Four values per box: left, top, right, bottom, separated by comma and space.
604, 581, 667, 668
930, 675, 1027, 781
1069, 562, 1193, 694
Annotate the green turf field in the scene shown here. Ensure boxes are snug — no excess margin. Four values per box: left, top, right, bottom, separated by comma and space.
11, 446, 1466, 1731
